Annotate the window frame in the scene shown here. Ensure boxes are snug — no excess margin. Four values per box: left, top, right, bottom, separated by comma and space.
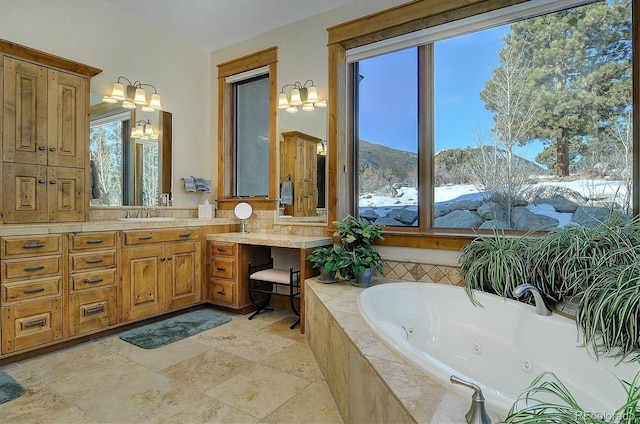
217, 47, 279, 211
327, 0, 639, 250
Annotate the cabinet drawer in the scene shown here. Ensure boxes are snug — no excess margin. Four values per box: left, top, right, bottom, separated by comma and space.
211, 257, 235, 279
70, 268, 117, 292
124, 229, 199, 245
2, 277, 62, 303
210, 279, 236, 305
70, 231, 117, 251
210, 242, 235, 256
69, 250, 116, 272
68, 287, 117, 336
1, 234, 62, 259
1, 297, 63, 354
2, 255, 62, 281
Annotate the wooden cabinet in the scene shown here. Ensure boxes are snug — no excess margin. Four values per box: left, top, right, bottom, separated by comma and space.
0, 234, 64, 354
281, 131, 321, 217
1, 45, 99, 224
122, 229, 200, 322
207, 241, 270, 311
68, 231, 118, 336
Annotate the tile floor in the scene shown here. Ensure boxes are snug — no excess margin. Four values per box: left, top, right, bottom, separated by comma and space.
0, 308, 344, 424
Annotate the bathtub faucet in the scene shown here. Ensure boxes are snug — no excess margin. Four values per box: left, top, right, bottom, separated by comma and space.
512, 284, 552, 316
450, 375, 492, 424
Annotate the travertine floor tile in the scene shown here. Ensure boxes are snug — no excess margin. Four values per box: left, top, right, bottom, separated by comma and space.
261, 381, 344, 424
159, 394, 259, 424
197, 325, 296, 362
205, 363, 310, 419
261, 341, 324, 381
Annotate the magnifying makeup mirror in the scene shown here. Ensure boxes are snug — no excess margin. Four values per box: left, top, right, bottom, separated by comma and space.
234, 202, 253, 233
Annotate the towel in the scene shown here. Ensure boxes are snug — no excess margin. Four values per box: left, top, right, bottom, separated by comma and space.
194, 178, 211, 193
183, 177, 196, 192
280, 181, 293, 205
90, 160, 101, 200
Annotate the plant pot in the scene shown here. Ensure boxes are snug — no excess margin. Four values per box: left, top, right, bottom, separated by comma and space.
317, 270, 337, 284
351, 268, 373, 288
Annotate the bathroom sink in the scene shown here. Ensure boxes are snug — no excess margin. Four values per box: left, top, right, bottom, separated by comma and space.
117, 217, 176, 222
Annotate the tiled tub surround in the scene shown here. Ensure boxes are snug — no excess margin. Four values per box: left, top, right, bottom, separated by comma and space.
305, 278, 503, 423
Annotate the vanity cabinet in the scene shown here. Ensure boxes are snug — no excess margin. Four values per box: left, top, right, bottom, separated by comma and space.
68, 231, 118, 336
0, 42, 101, 224
0, 234, 64, 354
280, 131, 321, 217
122, 229, 200, 322
207, 241, 270, 311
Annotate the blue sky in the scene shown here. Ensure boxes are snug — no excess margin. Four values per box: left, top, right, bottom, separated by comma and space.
357, 23, 543, 162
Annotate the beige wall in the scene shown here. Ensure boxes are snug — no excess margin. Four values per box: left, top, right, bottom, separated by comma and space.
0, 0, 211, 207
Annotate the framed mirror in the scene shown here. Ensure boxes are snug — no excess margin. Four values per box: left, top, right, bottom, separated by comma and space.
277, 110, 327, 224
89, 93, 172, 207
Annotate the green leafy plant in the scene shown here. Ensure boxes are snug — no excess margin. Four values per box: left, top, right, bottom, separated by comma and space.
503, 367, 640, 423
459, 229, 533, 305
307, 245, 349, 278
333, 214, 384, 251
349, 245, 383, 276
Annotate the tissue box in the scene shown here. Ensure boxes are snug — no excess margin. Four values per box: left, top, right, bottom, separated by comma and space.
198, 204, 214, 219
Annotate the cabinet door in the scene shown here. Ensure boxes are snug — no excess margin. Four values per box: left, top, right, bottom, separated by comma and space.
122, 245, 165, 322
2, 56, 47, 165
2, 162, 47, 223
47, 69, 86, 169
47, 166, 85, 222
167, 242, 200, 309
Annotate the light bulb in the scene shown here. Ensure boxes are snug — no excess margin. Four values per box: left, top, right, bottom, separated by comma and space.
133, 88, 147, 105
305, 86, 319, 103
278, 92, 289, 110
289, 88, 302, 106
110, 82, 126, 101
149, 93, 162, 110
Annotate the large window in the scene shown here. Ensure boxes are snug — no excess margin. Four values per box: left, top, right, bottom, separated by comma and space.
350, 0, 632, 232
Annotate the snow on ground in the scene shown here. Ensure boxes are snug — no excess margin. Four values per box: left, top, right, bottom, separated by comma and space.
359, 178, 629, 227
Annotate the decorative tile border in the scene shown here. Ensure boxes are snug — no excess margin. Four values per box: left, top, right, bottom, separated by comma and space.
380, 260, 463, 285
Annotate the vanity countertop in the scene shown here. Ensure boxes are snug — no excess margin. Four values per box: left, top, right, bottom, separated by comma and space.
0, 218, 238, 236
206, 232, 332, 249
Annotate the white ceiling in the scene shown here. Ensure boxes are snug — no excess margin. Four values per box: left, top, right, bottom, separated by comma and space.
99, 0, 357, 52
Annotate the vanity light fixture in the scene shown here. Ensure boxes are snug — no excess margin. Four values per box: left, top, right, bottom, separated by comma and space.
102, 76, 163, 112
278, 79, 326, 113
130, 119, 158, 141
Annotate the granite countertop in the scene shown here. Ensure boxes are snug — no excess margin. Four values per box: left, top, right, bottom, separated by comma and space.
206, 232, 332, 249
0, 218, 238, 236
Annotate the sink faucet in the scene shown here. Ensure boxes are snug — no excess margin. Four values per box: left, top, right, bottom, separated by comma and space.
513, 284, 552, 316
450, 375, 492, 424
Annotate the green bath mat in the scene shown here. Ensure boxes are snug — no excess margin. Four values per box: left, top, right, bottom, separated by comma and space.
0, 371, 25, 405
119, 309, 232, 349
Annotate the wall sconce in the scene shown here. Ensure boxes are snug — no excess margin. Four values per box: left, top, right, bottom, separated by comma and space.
317, 139, 327, 155
278, 79, 326, 113
130, 119, 158, 141
102, 76, 163, 112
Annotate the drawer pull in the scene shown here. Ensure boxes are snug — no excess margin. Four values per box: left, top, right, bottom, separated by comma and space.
180, 233, 191, 238
38, 179, 46, 184
84, 278, 104, 284
85, 306, 105, 315
138, 235, 153, 240
216, 267, 226, 271
216, 248, 227, 252
23, 319, 46, 329
86, 258, 104, 264
87, 239, 104, 244
23, 242, 45, 249
168, 256, 173, 261
217, 289, 226, 295
24, 287, 45, 294
161, 257, 166, 261
24, 265, 45, 272
38, 145, 46, 151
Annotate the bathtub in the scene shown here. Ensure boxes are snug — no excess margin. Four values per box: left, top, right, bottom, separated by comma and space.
358, 282, 638, 417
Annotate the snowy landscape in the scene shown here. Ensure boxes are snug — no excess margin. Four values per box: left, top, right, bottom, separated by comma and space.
359, 178, 630, 229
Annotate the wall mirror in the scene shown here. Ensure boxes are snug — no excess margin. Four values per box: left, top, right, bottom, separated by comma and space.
89, 93, 172, 207
278, 110, 327, 223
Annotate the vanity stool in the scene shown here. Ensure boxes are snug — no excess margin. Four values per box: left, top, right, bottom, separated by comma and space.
247, 259, 301, 329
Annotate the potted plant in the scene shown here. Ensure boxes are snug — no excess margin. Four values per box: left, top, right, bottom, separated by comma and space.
332, 214, 385, 287
307, 245, 349, 283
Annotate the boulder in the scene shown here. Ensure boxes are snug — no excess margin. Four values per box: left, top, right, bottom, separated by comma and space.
479, 219, 510, 229
387, 208, 418, 225
510, 206, 559, 230
524, 185, 587, 206
434, 204, 451, 218
434, 210, 484, 229
570, 206, 620, 228
477, 201, 506, 220
374, 217, 404, 226
359, 209, 380, 221
533, 195, 580, 213
447, 199, 483, 212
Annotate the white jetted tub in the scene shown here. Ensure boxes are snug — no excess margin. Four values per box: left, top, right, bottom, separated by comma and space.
358, 282, 638, 416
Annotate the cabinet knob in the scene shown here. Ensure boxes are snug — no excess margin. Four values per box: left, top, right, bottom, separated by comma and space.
38, 145, 46, 151
38, 179, 46, 184
49, 147, 57, 152
49, 180, 57, 185
168, 256, 173, 260
161, 257, 166, 261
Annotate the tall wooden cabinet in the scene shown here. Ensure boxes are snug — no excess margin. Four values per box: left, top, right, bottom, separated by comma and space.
280, 131, 321, 217
0, 40, 101, 224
